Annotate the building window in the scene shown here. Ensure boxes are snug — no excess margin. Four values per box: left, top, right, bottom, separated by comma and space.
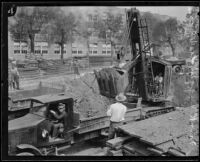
93, 51, 98, 54
54, 44, 60, 54
41, 43, 48, 54
78, 50, 82, 54
102, 51, 106, 54
35, 50, 41, 54
42, 50, 48, 54
54, 51, 60, 54
89, 49, 98, 55
63, 51, 66, 54
72, 50, 77, 54
89, 43, 98, 55
14, 50, 20, 54
14, 42, 20, 54
21, 50, 27, 54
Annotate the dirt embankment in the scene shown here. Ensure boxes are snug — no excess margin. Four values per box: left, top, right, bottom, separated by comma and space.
61, 73, 113, 119
170, 71, 199, 107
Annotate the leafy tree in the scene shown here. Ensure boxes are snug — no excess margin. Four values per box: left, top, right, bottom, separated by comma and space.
184, 7, 199, 58
9, 7, 55, 53
141, 12, 162, 43
41, 9, 78, 62
183, 7, 199, 105
152, 18, 180, 56
94, 11, 124, 64
73, 13, 95, 67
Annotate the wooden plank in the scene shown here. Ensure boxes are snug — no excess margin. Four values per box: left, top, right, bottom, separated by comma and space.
107, 149, 123, 156
106, 136, 133, 150
140, 132, 188, 146
118, 107, 195, 146
155, 140, 174, 153
168, 148, 185, 156
122, 140, 152, 156
123, 149, 135, 156
147, 147, 164, 155
156, 134, 193, 155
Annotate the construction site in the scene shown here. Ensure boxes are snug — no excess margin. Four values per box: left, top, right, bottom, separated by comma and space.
7, 7, 199, 157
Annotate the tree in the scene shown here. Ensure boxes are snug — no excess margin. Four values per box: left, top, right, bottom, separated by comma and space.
152, 18, 180, 56
183, 7, 199, 105
184, 7, 199, 58
141, 12, 162, 43
94, 11, 124, 64
42, 9, 78, 62
77, 16, 93, 67
9, 7, 55, 54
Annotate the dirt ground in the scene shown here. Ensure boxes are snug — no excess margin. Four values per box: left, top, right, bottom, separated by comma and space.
16, 69, 199, 156
18, 71, 113, 119
59, 140, 108, 156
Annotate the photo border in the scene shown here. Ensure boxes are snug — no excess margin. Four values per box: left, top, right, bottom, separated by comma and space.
1, 1, 199, 161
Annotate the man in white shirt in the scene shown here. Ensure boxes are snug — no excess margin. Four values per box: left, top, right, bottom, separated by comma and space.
107, 93, 127, 139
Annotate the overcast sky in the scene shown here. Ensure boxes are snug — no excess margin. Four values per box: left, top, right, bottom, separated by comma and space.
118, 6, 193, 21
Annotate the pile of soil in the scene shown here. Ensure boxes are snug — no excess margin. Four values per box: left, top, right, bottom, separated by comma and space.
170, 72, 199, 107
65, 73, 113, 118
49, 73, 113, 119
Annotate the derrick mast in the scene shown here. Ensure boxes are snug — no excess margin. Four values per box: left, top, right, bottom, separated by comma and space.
126, 8, 152, 101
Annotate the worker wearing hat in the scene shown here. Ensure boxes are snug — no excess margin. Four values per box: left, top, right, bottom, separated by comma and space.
107, 93, 127, 139
10, 60, 20, 90
50, 103, 67, 138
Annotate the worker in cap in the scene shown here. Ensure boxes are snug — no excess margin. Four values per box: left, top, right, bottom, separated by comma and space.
107, 93, 127, 139
10, 60, 20, 90
50, 103, 67, 138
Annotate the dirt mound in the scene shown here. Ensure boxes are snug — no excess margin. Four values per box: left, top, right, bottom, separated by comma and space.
170, 72, 199, 107
62, 73, 112, 118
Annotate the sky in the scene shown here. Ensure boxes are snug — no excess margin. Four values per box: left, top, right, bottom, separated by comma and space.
118, 6, 193, 21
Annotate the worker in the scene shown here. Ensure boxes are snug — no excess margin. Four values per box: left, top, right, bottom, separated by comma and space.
50, 103, 67, 138
117, 50, 121, 62
73, 58, 80, 79
120, 47, 125, 58
10, 61, 20, 90
107, 93, 127, 139
8, 64, 14, 90
116, 47, 125, 65
154, 74, 160, 96
158, 73, 163, 95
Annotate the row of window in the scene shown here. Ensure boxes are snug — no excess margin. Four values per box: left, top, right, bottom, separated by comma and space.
13, 50, 111, 55
72, 50, 83, 54
14, 50, 49, 54
54, 51, 66, 54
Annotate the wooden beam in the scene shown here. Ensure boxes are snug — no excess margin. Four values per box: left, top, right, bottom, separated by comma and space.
168, 148, 185, 156
106, 136, 133, 150
147, 147, 164, 156
122, 140, 152, 156
107, 149, 123, 156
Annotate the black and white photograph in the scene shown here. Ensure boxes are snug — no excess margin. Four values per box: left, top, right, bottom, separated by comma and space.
1, 1, 199, 160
